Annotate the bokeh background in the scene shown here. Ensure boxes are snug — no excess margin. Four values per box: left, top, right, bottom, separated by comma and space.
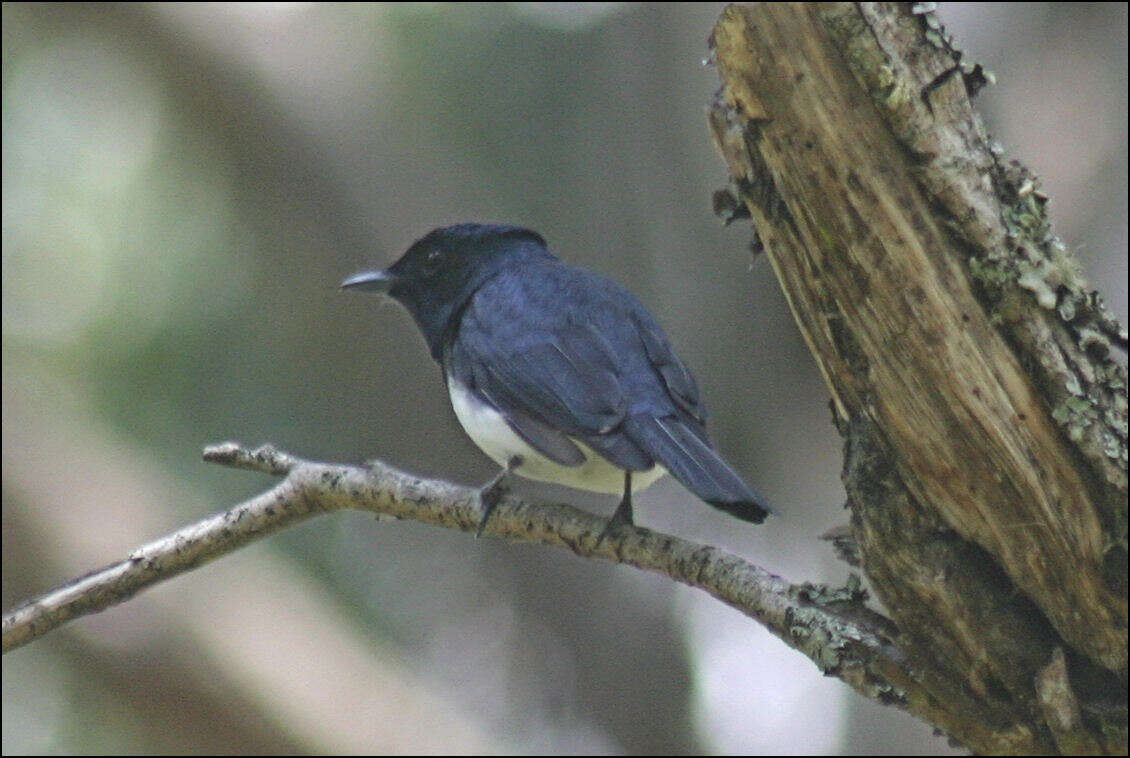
3, 3, 1125, 754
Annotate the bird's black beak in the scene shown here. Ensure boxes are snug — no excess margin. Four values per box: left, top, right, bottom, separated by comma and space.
340, 269, 398, 293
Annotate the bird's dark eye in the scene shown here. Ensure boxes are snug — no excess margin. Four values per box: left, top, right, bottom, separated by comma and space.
423, 247, 446, 273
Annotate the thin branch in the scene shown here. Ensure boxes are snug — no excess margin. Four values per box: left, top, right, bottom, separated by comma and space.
3, 443, 919, 711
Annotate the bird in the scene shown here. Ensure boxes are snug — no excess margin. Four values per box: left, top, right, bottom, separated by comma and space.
341, 223, 771, 537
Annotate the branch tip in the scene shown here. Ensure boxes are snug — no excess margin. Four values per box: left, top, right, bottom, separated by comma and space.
203, 442, 297, 476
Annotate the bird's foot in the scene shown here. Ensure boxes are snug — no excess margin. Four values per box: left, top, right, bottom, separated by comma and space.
596, 483, 634, 547
476, 456, 522, 537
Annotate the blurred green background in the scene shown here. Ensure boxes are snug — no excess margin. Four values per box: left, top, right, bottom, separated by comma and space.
3, 3, 1125, 754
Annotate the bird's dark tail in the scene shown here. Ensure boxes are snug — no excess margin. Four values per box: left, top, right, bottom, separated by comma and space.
626, 416, 772, 524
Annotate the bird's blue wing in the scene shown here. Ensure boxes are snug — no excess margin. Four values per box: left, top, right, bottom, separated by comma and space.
632, 314, 707, 428
474, 325, 625, 434
448, 321, 653, 470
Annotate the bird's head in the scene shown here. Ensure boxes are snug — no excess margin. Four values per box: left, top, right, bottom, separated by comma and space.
341, 223, 554, 356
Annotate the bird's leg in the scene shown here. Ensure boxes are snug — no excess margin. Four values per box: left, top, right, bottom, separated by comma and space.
477, 455, 522, 537
597, 470, 635, 545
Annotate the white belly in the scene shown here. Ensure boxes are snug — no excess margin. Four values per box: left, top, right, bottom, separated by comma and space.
448, 380, 666, 494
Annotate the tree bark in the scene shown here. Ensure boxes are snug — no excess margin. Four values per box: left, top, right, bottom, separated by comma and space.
708, 3, 1126, 754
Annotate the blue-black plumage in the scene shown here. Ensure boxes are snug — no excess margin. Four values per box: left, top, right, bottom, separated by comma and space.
342, 223, 772, 531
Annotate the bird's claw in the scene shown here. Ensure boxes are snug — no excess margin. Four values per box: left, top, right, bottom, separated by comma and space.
475, 456, 522, 537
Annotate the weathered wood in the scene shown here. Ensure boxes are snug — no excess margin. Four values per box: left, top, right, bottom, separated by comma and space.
708, 3, 1126, 753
